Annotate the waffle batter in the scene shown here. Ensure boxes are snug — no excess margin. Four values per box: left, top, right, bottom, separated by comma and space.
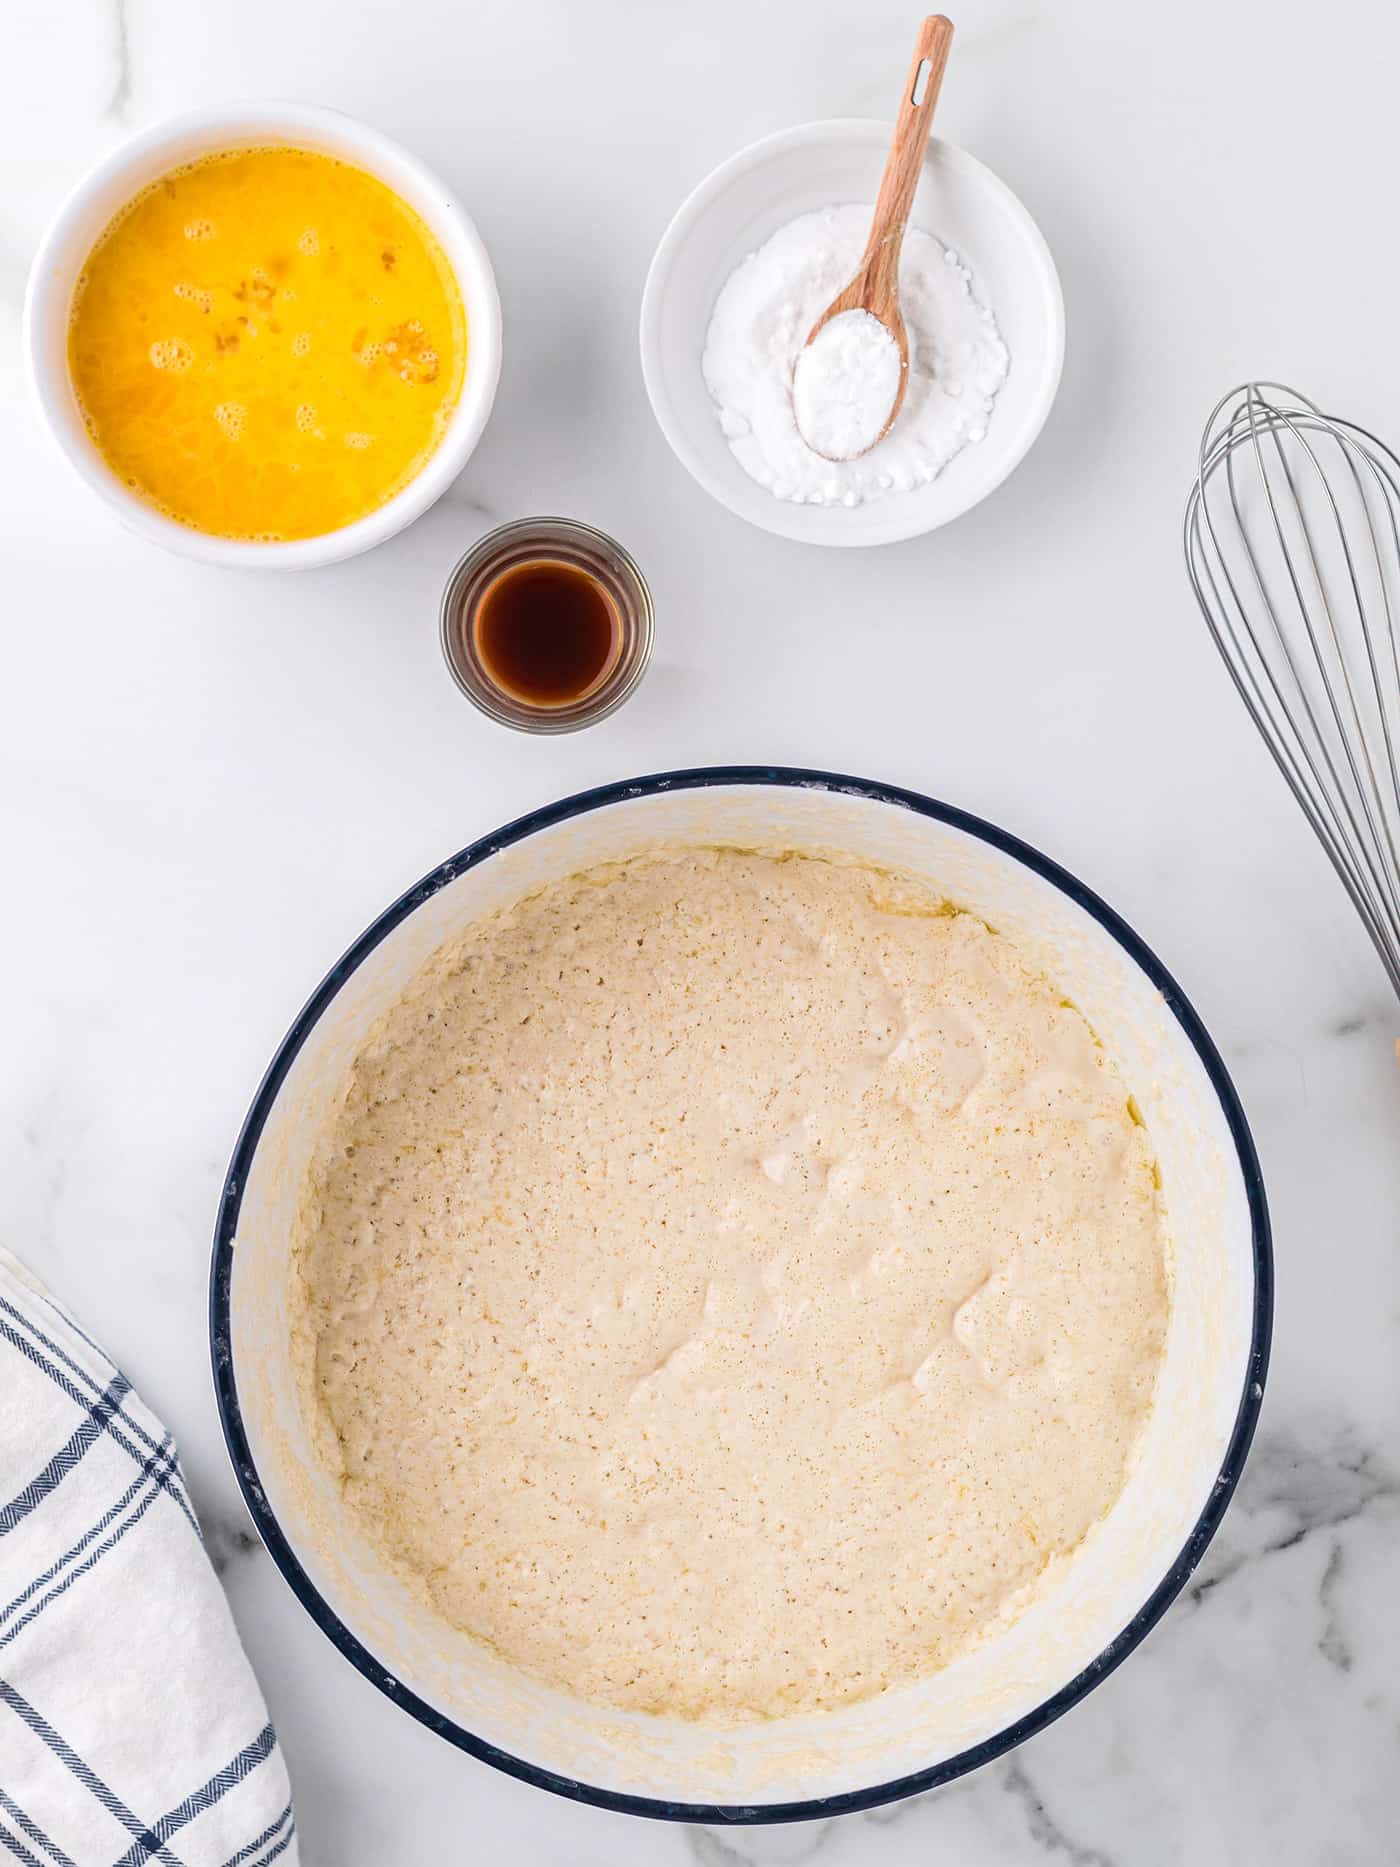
293, 849, 1169, 1721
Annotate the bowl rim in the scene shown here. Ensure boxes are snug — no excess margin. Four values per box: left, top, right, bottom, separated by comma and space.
22, 99, 502, 571
638, 119, 1066, 547
209, 765, 1272, 1823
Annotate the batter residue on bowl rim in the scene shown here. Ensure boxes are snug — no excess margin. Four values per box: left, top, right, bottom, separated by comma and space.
291, 847, 1170, 1723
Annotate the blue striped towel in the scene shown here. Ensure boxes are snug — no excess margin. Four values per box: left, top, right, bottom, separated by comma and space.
0, 1247, 297, 1866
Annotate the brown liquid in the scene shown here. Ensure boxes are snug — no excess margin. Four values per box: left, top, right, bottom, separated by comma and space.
473, 559, 620, 708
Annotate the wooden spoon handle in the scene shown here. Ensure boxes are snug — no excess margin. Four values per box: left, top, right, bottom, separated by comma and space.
861, 15, 954, 301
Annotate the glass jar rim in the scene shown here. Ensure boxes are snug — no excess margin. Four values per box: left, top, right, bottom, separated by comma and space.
440, 517, 654, 734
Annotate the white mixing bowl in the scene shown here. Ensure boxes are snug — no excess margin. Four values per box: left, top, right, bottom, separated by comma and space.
211, 768, 1269, 1820
639, 122, 1064, 547
24, 102, 502, 570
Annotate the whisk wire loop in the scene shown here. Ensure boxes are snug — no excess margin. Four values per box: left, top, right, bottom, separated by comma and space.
1185, 382, 1400, 999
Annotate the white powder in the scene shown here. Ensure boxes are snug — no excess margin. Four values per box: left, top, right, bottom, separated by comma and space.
793, 309, 902, 461
702, 205, 1010, 508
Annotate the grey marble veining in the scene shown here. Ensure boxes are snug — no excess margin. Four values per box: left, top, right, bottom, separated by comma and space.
197, 1500, 266, 1581
107, 0, 133, 124
4, 0, 1400, 1860
1187, 1421, 1399, 1614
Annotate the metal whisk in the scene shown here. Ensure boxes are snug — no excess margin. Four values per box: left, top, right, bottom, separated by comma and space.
1185, 381, 1400, 1001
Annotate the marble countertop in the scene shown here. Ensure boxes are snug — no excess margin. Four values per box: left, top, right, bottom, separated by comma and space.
4, 0, 1399, 1860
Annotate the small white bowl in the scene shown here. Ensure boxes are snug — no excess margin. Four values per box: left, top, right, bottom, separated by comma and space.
23, 103, 503, 571
639, 120, 1064, 548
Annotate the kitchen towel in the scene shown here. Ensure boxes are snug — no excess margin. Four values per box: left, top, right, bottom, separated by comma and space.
0, 1246, 297, 1866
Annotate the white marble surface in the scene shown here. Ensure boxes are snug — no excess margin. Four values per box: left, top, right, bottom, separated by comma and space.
4, 0, 1400, 1859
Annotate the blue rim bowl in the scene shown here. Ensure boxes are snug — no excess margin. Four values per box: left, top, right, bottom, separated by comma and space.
210, 766, 1271, 1822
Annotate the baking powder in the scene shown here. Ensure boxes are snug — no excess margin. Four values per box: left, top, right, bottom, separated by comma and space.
792, 309, 902, 461
702, 204, 1010, 508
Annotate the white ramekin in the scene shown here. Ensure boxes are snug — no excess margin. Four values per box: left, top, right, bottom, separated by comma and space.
640, 121, 1065, 548
23, 102, 503, 571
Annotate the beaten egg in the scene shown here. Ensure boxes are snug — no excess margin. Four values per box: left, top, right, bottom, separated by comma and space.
67, 145, 466, 541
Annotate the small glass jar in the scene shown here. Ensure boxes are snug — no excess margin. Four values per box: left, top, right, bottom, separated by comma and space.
439, 517, 654, 733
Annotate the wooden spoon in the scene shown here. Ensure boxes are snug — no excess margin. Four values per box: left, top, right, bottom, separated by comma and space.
796, 15, 955, 461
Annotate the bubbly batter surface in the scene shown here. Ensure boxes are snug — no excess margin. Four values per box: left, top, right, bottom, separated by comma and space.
294, 849, 1169, 1720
